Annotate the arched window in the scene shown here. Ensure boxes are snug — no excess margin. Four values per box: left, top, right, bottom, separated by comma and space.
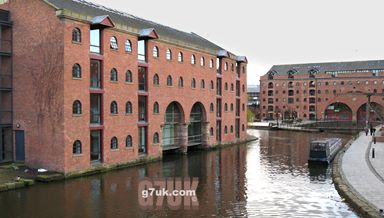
167, 75, 173, 86
210, 127, 214, 136
72, 28, 81, 43
230, 125, 233, 133
225, 82, 228, 90
201, 80, 205, 89
242, 124, 245, 131
231, 83, 234, 91
153, 102, 159, 114
153, 74, 159, 85
73, 140, 82, 154
210, 80, 214, 90
72, 100, 82, 115
110, 36, 118, 50
210, 103, 214, 112
110, 68, 118, 81
224, 103, 228, 112
231, 63, 234, 71
153, 46, 159, 57
178, 77, 184, 88
224, 62, 228, 71
166, 49, 172, 60
111, 137, 118, 149
242, 84, 245, 92
126, 70, 132, 83
178, 52, 183, 62
126, 101, 132, 114
191, 55, 196, 65
200, 57, 205, 66
153, 132, 159, 144
224, 126, 228, 134
210, 59, 214, 68
125, 40, 132, 52
126, 135, 132, 147
72, 63, 81, 78
110, 101, 118, 114
191, 78, 196, 89
230, 103, 234, 111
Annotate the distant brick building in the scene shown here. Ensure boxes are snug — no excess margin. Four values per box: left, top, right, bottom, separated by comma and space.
260, 60, 384, 123
0, 0, 248, 174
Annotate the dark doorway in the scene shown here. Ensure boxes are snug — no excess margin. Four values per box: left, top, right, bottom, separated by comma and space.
15, 130, 25, 161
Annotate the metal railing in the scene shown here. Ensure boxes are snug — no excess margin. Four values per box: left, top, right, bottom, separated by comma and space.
188, 134, 202, 145
0, 39, 11, 54
0, 74, 11, 89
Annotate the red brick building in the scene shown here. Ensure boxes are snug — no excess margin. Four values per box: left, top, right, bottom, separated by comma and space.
0, 0, 248, 174
260, 60, 384, 123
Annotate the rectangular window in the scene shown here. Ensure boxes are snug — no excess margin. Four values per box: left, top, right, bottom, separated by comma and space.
138, 40, 146, 62
138, 127, 147, 154
138, 96, 147, 122
90, 94, 102, 124
138, 67, 147, 91
90, 60, 101, 89
216, 78, 222, 96
216, 99, 222, 118
90, 29, 101, 53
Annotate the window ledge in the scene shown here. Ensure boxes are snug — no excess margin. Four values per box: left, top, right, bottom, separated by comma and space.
73, 154, 83, 157
126, 147, 133, 150
110, 114, 119, 116
111, 149, 119, 152
110, 49, 119, 52
125, 113, 132, 116
72, 114, 82, 117
72, 41, 82, 45
153, 113, 159, 115
72, 77, 82, 80
125, 82, 133, 85
125, 51, 132, 54
110, 81, 118, 83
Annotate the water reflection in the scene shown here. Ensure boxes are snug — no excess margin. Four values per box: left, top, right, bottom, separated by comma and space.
0, 130, 358, 218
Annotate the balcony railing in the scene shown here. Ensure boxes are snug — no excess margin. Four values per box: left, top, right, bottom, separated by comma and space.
188, 134, 202, 145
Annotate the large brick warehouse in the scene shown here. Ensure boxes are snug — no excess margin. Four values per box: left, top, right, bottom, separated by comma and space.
260, 60, 384, 123
0, 0, 248, 174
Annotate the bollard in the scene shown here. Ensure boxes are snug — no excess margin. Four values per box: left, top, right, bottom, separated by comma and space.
372, 148, 375, 159
374, 137, 376, 144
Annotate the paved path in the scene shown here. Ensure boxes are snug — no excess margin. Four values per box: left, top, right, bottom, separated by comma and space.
341, 131, 384, 212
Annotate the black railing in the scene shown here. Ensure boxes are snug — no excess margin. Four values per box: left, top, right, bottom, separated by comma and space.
0, 39, 11, 54
188, 134, 202, 145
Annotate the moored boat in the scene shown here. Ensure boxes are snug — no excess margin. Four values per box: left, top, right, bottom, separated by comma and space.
308, 138, 342, 164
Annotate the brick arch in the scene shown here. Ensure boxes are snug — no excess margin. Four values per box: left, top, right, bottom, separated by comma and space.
323, 102, 353, 120
188, 102, 207, 122
356, 101, 384, 123
164, 101, 185, 123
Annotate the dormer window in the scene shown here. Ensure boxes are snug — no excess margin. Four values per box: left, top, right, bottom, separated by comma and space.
287, 70, 296, 79
308, 68, 318, 78
267, 70, 276, 80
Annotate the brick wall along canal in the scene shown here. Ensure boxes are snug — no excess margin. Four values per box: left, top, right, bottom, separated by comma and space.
0, 130, 358, 217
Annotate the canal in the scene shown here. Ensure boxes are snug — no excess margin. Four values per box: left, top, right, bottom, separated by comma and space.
0, 130, 358, 217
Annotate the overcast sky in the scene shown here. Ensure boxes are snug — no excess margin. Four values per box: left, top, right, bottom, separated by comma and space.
92, 0, 384, 85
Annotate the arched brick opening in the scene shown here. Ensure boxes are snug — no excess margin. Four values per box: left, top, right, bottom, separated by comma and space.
356, 102, 384, 125
324, 102, 353, 121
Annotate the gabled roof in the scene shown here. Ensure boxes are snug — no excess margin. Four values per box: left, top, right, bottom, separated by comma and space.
268, 60, 384, 75
139, 28, 158, 39
91, 15, 114, 27
44, 0, 225, 54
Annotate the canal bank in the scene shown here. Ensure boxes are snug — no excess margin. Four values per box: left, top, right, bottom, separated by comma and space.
333, 129, 384, 218
0, 137, 257, 192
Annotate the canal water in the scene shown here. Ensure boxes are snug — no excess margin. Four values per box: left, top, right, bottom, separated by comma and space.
0, 130, 358, 218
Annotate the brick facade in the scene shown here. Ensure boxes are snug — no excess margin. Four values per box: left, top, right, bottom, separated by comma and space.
0, 0, 248, 174
260, 61, 384, 123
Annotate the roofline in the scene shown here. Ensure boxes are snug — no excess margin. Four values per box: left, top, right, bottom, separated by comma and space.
270, 59, 384, 69
44, 0, 244, 61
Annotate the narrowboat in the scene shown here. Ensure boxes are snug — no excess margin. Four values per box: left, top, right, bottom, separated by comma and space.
308, 138, 342, 164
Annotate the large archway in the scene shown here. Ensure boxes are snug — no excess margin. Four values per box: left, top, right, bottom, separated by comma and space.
162, 102, 185, 148
324, 102, 352, 121
356, 102, 384, 124
188, 103, 207, 145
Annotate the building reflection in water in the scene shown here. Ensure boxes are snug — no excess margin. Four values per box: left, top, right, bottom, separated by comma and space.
0, 130, 357, 218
